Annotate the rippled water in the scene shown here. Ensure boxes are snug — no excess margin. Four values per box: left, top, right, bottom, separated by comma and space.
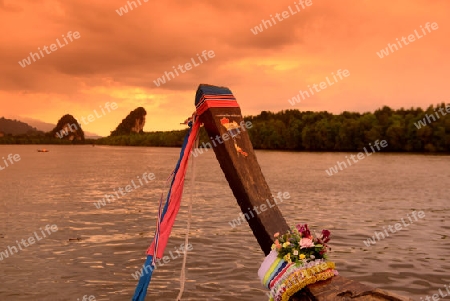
0, 145, 449, 300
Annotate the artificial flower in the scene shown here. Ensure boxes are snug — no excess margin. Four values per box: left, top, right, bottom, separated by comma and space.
272, 224, 331, 265
321, 230, 331, 243
275, 240, 281, 250
284, 253, 291, 262
300, 238, 314, 249
296, 223, 311, 238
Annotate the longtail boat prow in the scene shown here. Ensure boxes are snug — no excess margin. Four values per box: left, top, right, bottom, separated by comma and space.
133, 84, 413, 301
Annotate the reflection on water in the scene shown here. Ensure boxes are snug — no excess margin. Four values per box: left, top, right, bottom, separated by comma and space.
0, 145, 449, 300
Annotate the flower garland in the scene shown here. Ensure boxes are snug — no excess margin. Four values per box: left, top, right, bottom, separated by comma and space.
258, 223, 337, 301
272, 223, 331, 265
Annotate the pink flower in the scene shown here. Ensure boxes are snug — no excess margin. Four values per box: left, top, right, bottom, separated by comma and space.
275, 239, 281, 250
274, 232, 280, 238
300, 238, 314, 249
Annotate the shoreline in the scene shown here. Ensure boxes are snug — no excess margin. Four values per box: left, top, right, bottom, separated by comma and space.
1, 143, 449, 154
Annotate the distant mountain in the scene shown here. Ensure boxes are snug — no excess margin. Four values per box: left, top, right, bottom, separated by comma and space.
110, 107, 146, 136
0, 117, 41, 135
85, 134, 103, 140
50, 114, 85, 141
7, 116, 101, 138
18, 117, 56, 132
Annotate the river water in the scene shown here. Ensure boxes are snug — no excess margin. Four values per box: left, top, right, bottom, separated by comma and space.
0, 145, 449, 301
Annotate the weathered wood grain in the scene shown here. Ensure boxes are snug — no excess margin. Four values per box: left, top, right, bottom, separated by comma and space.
200, 107, 290, 255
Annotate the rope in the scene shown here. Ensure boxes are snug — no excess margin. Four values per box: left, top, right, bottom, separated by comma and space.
176, 124, 199, 301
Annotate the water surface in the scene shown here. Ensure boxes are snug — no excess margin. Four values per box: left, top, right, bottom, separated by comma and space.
0, 145, 449, 300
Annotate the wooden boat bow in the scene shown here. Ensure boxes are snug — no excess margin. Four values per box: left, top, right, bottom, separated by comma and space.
195, 84, 412, 301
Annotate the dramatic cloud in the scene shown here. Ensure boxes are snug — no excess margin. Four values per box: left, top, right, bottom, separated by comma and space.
0, 0, 448, 135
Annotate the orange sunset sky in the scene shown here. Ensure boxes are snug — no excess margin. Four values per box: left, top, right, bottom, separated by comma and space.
0, 0, 448, 136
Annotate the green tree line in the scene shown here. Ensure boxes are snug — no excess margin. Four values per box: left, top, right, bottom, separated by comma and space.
95, 104, 450, 152
245, 104, 450, 152
0, 134, 89, 145
3, 104, 450, 152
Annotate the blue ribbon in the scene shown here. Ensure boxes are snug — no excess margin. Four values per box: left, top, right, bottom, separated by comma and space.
132, 123, 193, 301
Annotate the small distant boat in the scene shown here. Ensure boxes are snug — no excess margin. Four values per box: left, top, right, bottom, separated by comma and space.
37, 149, 49, 152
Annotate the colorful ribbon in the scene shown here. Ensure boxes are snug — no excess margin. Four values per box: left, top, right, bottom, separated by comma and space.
132, 84, 239, 300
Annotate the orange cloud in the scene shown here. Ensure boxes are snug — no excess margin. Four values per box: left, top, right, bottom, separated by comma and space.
0, 0, 448, 136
